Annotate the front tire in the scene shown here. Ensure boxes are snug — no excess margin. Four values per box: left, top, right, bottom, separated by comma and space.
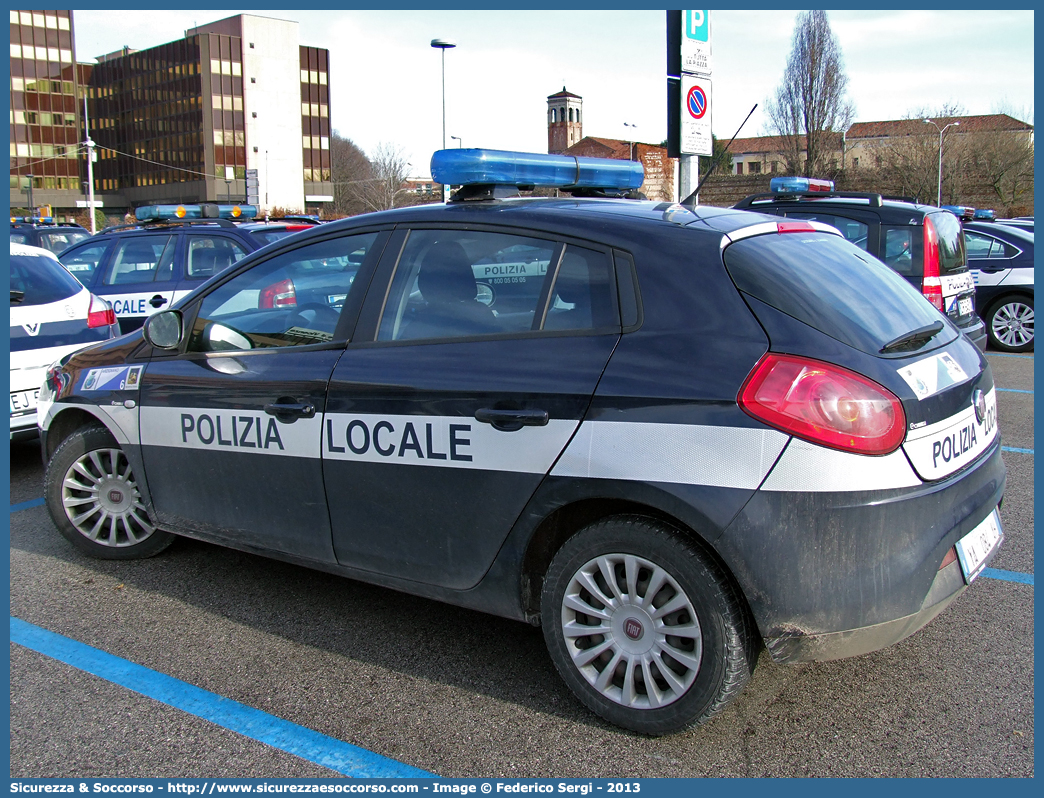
44, 424, 175, 559
986, 295, 1033, 352
541, 516, 755, 735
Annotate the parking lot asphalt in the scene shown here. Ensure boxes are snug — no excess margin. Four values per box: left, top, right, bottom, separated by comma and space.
8, 352, 1034, 778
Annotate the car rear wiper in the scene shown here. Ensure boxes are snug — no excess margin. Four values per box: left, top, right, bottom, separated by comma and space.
880, 320, 944, 354
10, 289, 25, 304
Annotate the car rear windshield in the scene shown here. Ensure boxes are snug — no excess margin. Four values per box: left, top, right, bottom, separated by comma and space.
248, 227, 314, 246
9, 253, 85, 306
723, 232, 955, 355
927, 211, 967, 275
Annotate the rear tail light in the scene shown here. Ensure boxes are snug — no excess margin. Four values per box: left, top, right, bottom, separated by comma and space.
87, 295, 116, 328
259, 277, 296, 308
922, 216, 945, 311
739, 353, 906, 455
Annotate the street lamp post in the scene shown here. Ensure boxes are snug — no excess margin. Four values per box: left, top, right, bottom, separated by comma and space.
623, 122, 638, 161
431, 38, 456, 202
450, 135, 462, 148
923, 118, 960, 206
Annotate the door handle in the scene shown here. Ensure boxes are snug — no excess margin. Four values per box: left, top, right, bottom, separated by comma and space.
149, 294, 169, 308
264, 400, 316, 423
475, 408, 549, 432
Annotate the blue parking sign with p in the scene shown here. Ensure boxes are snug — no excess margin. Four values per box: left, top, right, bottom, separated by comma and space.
686, 10, 709, 41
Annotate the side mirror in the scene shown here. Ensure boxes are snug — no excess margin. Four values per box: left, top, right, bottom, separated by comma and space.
143, 310, 183, 350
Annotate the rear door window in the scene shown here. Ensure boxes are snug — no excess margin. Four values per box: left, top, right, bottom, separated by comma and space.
376, 230, 618, 342
785, 211, 869, 251
185, 235, 248, 281
724, 232, 955, 355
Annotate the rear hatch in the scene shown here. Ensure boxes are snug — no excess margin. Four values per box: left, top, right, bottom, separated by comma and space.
721, 222, 997, 481
923, 210, 978, 328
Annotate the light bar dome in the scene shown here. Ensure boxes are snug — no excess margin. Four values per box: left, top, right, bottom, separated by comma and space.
431, 148, 645, 191
769, 177, 834, 194
135, 204, 258, 222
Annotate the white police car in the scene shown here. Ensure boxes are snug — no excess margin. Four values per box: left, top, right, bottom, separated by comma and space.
37, 150, 1005, 735
9, 243, 118, 440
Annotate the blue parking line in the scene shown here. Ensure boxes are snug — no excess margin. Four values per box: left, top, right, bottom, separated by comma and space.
10, 497, 45, 513
981, 568, 1035, 586
988, 352, 1034, 359
996, 388, 1033, 394
1002, 446, 1034, 455
10, 617, 436, 779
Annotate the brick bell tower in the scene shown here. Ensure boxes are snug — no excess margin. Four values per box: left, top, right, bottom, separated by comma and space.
547, 87, 583, 154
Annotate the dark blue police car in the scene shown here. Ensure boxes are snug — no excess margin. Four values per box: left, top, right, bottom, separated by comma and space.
56, 204, 320, 335
37, 150, 1005, 735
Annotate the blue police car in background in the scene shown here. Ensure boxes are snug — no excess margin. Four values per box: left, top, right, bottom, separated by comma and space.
56, 204, 320, 335
37, 149, 1005, 735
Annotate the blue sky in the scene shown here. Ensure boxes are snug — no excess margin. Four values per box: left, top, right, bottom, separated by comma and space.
73, 9, 1034, 178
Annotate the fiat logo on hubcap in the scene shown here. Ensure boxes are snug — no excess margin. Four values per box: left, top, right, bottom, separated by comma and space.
624, 618, 644, 640
108, 489, 124, 504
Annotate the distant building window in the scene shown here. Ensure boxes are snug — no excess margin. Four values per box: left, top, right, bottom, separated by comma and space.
853, 157, 859, 169
551, 109, 556, 123
736, 162, 743, 175
249, 42, 254, 48
569, 108, 574, 122
749, 161, 761, 174
770, 161, 778, 173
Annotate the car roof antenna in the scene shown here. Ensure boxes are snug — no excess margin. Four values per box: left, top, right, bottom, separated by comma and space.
681, 103, 757, 209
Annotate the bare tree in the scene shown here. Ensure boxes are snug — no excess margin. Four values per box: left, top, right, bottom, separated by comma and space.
356, 143, 412, 213
765, 10, 855, 176
330, 131, 372, 217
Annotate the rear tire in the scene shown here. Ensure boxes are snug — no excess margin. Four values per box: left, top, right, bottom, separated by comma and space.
986, 295, 1033, 352
541, 516, 755, 735
45, 424, 175, 559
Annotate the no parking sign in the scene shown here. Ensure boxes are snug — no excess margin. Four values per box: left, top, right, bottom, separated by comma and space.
681, 75, 712, 155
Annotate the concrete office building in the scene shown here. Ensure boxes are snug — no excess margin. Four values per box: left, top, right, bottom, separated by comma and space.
85, 13, 333, 214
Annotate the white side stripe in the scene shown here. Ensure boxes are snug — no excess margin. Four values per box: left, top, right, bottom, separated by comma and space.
551, 421, 789, 489
141, 406, 320, 458
760, 440, 921, 492
322, 413, 578, 473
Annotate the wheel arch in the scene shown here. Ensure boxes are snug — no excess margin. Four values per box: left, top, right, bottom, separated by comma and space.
43, 405, 155, 513
43, 406, 115, 461
518, 493, 756, 634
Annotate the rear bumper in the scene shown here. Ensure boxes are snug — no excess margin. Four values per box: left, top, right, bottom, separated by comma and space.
715, 440, 1006, 664
961, 315, 988, 351
764, 556, 972, 663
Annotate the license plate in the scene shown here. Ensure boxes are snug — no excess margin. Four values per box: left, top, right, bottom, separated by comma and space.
955, 509, 1003, 582
10, 389, 39, 414
958, 297, 973, 316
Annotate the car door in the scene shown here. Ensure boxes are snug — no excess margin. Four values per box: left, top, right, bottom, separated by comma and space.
967, 230, 1016, 305
137, 230, 388, 561
323, 226, 624, 589
96, 233, 181, 334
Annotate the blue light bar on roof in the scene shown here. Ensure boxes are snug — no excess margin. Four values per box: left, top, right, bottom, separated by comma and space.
430, 148, 645, 191
973, 208, 996, 220
770, 176, 834, 194
135, 204, 258, 222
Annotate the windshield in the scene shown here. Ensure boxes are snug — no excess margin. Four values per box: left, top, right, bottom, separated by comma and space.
10, 253, 85, 305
